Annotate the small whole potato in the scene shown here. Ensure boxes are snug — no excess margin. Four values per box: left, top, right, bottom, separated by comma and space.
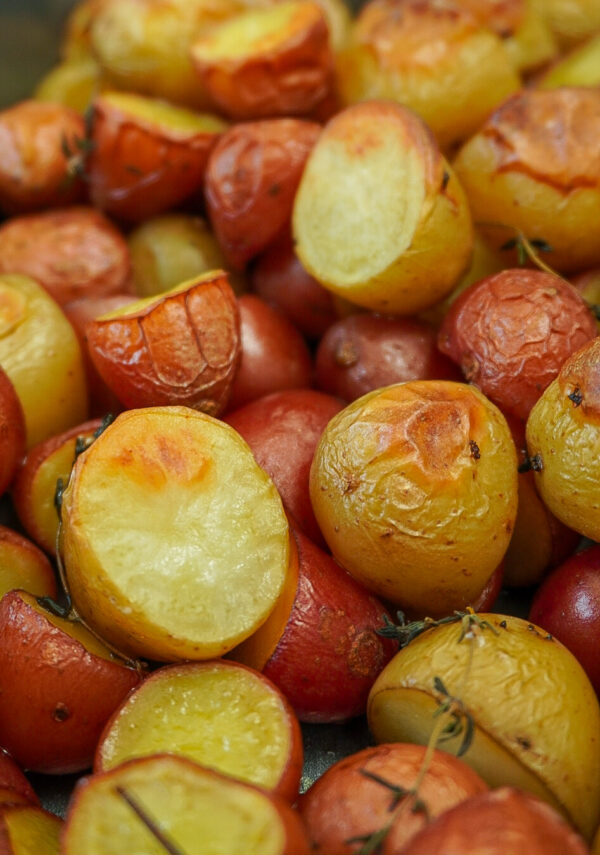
310, 380, 518, 617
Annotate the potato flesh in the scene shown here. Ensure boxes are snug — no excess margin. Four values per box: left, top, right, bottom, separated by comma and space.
62, 407, 290, 660
100, 90, 227, 135
98, 666, 291, 791
65, 756, 286, 855
5, 807, 62, 855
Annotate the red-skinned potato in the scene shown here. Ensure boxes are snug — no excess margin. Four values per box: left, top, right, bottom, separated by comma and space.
63, 754, 311, 855
88, 91, 227, 222
438, 269, 597, 421
63, 295, 134, 416
316, 314, 460, 402
225, 388, 343, 545
86, 271, 240, 415
205, 119, 320, 270
226, 295, 312, 411
0, 100, 84, 214
95, 660, 303, 803
402, 787, 590, 854
530, 544, 600, 695
12, 419, 103, 556
190, 1, 333, 120
0, 590, 142, 774
252, 232, 337, 338
299, 743, 487, 854
0, 207, 131, 308
233, 525, 396, 722
0, 368, 25, 497
0, 804, 62, 854
0, 526, 56, 601
0, 751, 38, 807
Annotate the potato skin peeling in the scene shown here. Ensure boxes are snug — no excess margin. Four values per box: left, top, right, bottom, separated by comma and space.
61, 406, 291, 661
309, 381, 517, 617
293, 101, 473, 315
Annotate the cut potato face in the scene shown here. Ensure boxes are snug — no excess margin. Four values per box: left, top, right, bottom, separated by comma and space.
95, 661, 302, 801
64, 755, 310, 855
367, 613, 600, 841
61, 406, 291, 660
293, 101, 473, 315
1, 805, 62, 855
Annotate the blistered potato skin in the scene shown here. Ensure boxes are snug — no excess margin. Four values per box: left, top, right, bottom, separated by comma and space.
310, 381, 518, 617
526, 337, 600, 541
205, 119, 321, 270
86, 272, 240, 415
293, 101, 474, 315
367, 613, 600, 841
0, 100, 84, 214
438, 270, 597, 421
337, 0, 520, 150
454, 88, 600, 274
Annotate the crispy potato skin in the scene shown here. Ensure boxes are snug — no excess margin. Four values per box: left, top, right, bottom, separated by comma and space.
310, 381, 517, 617
205, 119, 320, 269
404, 788, 590, 854
299, 743, 487, 854
0, 207, 131, 307
0, 100, 85, 214
316, 314, 460, 402
0, 751, 39, 807
454, 88, 600, 274
438, 269, 597, 421
0, 368, 26, 497
190, 1, 333, 120
0, 591, 141, 774
86, 272, 240, 414
88, 94, 225, 222
526, 337, 600, 540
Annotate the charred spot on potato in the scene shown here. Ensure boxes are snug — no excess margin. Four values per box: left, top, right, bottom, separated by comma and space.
52, 703, 70, 722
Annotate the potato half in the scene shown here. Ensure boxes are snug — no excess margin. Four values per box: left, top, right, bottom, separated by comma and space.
61, 406, 291, 661
293, 101, 473, 315
309, 381, 518, 617
367, 613, 600, 841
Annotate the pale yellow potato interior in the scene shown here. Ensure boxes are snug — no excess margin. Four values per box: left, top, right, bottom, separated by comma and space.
101, 90, 227, 134
96, 270, 227, 319
0, 274, 88, 448
194, 1, 313, 62
62, 407, 290, 659
98, 665, 291, 791
6, 807, 62, 855
540, 34, 600, 87
64, 755, 285, 855
294, 115, 425, 288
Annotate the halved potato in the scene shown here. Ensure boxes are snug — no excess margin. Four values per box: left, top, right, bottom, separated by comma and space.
532, 0, 600, 48
336, 0, 520, 149
88, 91, 227, 222
190, 1, 333, 119
0, 805, 62, 855
538, 34, 600, 88
293, 101, 473, 315
34, 57, 104, 113
61, 406, 292, 660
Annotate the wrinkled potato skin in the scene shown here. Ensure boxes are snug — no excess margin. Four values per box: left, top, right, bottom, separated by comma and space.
454, 88, 600, 274
526, 337, 600, 540
0, 101, 85, 214
0, 207, 131, 307
206, 119, 320, 269
190, 2, 333, 120
310, 381, 518, 617
367, 613, 600, 841
88, 94, 225, 222
337, 0, 520, 149
86, 272, 240, 415
299, 743, 487, 854
438, 270, 597, 421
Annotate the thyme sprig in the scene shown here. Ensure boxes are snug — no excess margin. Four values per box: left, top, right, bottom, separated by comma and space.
432, 676, 475, 757
377, 609, 498, 648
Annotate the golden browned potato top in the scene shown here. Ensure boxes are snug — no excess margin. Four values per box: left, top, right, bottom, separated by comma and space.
453, 0, 524, 37
558, 336, 600, 422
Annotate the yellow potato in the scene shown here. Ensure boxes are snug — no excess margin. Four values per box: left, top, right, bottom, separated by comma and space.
61, 406, 292, 661
0, 274, 88, 448
532, 0, 600, 48
309, 381, 518, 617
293, 100, 473, 315
34, 57, 104, 113
538, 34, 600, 88
367, 613, 600, 841
526, 336, 600, 541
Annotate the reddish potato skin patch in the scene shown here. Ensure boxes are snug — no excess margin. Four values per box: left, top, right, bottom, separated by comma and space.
205, 119, 320, 269
438, 269, 597, 421
0, 591, 141, 774
86, 273, 240, 415
0, 367, 25, 496
261, 527, 397, 723
0, 750, 39, 806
